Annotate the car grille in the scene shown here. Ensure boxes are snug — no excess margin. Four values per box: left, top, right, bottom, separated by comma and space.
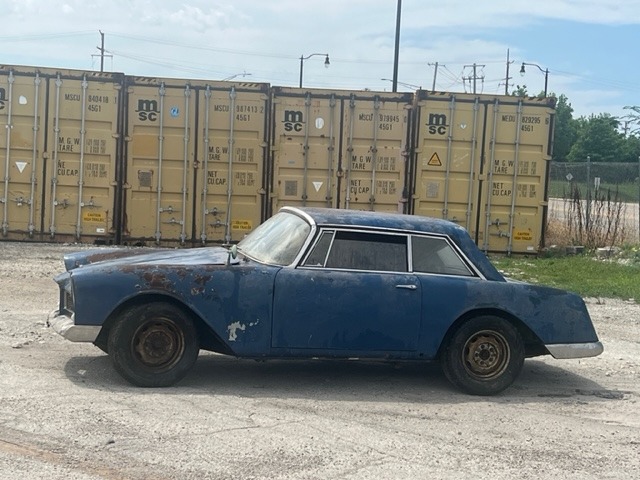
61, 287, 74, 314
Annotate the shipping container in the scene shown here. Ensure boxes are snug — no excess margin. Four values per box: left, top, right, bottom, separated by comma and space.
411, 91, 554, 254
122, 77, 269, 245
0, 62, 556, 254
269, 87, 413, 215
0, 65, 123, 243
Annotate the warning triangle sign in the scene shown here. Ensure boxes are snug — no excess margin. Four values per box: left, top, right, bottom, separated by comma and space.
428, 153, 442, 166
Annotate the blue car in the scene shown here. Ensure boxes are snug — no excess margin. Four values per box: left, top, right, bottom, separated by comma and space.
49, 207, 603, 395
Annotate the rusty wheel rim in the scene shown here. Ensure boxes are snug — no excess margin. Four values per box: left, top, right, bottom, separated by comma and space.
132, 317, 185, 371
462, 330, 510, 380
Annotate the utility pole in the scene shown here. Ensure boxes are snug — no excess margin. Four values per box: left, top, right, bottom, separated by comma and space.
463, 63, 485, 94
92, 30, 112, 72
392, 0, 402, 93
504, 49, 513, 95
428, 62, 439, 91
98, 31, 105, 72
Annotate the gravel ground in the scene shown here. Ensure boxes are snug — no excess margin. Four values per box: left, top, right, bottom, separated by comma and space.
0, 241, 639, 480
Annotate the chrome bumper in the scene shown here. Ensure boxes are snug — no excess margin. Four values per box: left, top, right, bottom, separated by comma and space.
546, 341, 604, 359
47, 311, 101, 343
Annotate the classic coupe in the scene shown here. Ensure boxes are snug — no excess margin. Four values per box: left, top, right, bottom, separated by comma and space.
49, 207, 603, 395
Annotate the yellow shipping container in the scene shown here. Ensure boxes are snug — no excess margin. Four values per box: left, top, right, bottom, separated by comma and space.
411, 91, 554, 254
0, 65, 122, 243
269, 87, 413, 215
123, 77, 268, 245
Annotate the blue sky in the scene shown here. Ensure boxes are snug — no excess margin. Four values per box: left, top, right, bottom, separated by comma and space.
1, 0, 638, 121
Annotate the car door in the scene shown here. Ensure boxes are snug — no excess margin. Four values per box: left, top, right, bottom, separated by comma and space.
271, 229, 421, 353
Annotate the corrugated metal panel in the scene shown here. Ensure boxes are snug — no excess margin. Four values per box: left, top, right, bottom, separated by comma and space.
44, 70, 121, 243
270, 87, 412, 215
195, 82, 269, 244
123, 77, 269, 245
340, 92, 412, 212
0, 66, 47, 240
476, 96, 553, 254
123, 77, 198, 245
0, 65, 122, 243
412, 91, 553, 254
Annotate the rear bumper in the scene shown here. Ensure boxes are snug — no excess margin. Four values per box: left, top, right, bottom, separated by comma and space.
47, 311, 101, 343
546, 341, 604, 359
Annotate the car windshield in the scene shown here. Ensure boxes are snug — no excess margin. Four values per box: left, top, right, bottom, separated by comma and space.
237, 211, 312, 266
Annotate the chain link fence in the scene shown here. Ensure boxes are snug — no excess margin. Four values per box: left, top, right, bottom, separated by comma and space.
548, 161, 640, 244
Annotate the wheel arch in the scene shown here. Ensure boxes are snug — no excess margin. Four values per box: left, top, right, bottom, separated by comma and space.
94, 293, 233, 356
436, 308, 547, 360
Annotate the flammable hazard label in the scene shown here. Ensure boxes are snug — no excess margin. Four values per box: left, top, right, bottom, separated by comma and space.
428, 152, 442, 166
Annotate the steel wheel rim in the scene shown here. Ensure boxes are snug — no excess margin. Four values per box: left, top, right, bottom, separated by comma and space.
132, 317, 185, 371
462, 329, 510, 380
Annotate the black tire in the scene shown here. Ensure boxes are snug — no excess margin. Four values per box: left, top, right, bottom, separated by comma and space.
107, 302, 199, 387
442, 316, 524, 396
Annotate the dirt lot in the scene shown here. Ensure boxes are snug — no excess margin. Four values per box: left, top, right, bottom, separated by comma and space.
0, 242, 638, 479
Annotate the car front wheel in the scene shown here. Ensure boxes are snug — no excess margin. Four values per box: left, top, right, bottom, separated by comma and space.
442, 316, 524, 395
108, 302, 199, 387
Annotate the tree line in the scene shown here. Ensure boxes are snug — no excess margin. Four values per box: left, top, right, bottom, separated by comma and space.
513, 87, 640, 163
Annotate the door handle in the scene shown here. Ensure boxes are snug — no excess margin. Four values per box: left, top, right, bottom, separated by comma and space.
395, 284, 417, 290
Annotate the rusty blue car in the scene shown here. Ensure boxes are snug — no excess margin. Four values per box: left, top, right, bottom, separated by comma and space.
49, 207, 603, 395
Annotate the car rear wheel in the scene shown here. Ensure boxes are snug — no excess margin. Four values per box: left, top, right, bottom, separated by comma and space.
108, 302, 199, 387
442, 316, 524, 395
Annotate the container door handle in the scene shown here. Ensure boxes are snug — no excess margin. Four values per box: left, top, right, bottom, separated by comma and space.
395, 284, 417, 290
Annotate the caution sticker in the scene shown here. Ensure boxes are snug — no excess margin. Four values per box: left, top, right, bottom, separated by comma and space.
513, 230, 533, 241
83, 211, 105, 223
231, 220, 252, 231
428, 153, 442, 166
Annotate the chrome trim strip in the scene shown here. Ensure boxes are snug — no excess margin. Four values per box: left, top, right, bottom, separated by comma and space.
546, 341, 604, 359
47, 311, 101, 343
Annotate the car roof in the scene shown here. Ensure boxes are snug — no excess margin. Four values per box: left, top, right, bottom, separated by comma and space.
282, 206, 505, 282
285, 206, 468, 236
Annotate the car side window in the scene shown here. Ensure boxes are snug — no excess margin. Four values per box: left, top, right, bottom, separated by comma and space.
302, 230, 334, 267
411, 236, 473, 276
322, 231, 408, 272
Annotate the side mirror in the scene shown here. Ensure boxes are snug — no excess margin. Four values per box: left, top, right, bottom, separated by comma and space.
227, 244, 238, 265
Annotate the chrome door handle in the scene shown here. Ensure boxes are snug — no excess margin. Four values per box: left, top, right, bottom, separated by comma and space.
396, 284, 417, 290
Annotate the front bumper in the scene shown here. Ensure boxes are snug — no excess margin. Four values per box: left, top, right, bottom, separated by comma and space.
47, 310, 101, 343
546, 341, 604, 359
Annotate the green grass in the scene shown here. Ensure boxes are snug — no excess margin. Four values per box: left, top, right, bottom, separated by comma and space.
547, 180, 640, 202
491, 253, 640, 302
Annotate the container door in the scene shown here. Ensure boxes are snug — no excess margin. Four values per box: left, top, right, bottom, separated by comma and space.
196, 84, 268, 244
339, 93, 411, 213
476, 98, 552, 254
0, 69, 46, 240
412, 94, 482, 232
270, 89, 340, 213
124, 80, 197, 245
44, 73, 121, 243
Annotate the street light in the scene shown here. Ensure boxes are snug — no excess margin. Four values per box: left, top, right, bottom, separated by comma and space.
299, 53, 330, 88
520, 62, 549, 97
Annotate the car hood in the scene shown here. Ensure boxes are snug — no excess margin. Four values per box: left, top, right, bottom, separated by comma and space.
63, 246, 237, 272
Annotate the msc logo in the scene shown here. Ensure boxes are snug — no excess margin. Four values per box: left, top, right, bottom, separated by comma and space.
427, 113, 448, 135
282, 110, 304, 132
135, 99, 159, 121
0, 88, 5, 110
